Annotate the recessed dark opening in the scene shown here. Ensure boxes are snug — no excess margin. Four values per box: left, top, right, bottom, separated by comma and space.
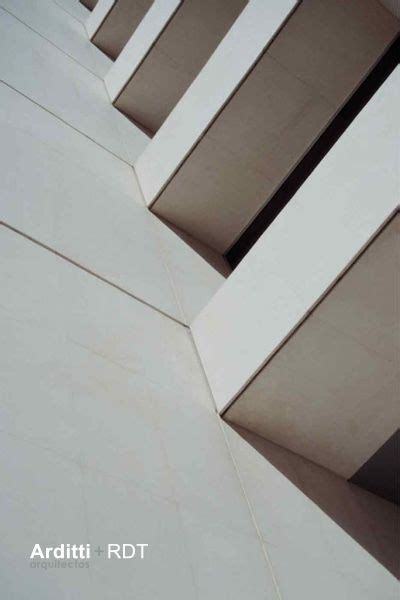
80, 0, 98, 11
350, 430, 400, 505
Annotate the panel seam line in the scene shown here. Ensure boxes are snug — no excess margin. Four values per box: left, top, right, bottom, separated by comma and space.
51, 0, 86, 24
0, 221, 189, 329
186, 330, 283, 599
0, 5, 103, 79
0, 79, 133, 167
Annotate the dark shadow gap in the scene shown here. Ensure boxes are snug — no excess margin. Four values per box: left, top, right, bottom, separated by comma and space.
226, 35, 399, 269
80, 0, 98, 11
350, 429, 400, 505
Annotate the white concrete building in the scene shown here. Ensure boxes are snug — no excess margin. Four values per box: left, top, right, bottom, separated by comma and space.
0, 1, 399, 598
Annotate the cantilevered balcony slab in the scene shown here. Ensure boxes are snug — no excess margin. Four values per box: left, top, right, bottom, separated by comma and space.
88, 0, 153, 60
225, 214, 399, 483
135, 0, 398, 253
108, 0, 247, 134
191, 67, 399, 482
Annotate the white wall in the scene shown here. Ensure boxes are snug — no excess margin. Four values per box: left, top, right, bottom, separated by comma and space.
192, 67, 400, 412
0, 6, 280, 597
54, 0, 90, 23
0, 0, 111, 76
0, 226, 277, 599
0, 2, 225, 326
0, 6, 147, 163
0, 81, 226, 325
0, 3, 397, 598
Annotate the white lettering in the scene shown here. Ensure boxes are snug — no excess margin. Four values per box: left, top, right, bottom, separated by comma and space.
137, 544, 149, 559
53, 544, 64, 559
108, 544, 121, 558
30, 544, 44, 559
122, 544, 135, 558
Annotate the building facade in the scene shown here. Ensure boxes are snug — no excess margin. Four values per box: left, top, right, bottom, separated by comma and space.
0, 1, 399, 598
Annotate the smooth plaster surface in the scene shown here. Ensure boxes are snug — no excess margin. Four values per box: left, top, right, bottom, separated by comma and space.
226, 215, 400, 478
56, 0, 90, 22
114, 0, 247, 134
3, 220, 396, 597
192, 67, 400, 412
0, 225, 278, 599
0, 7, 148, 163
139, 0, 398, 252
0, 81, 225, 325
0, 0, 111, 76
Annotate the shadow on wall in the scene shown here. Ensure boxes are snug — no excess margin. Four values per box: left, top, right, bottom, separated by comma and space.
80, 0, 98, 11
159, 216, 231, 278
226, 422, 400, 579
